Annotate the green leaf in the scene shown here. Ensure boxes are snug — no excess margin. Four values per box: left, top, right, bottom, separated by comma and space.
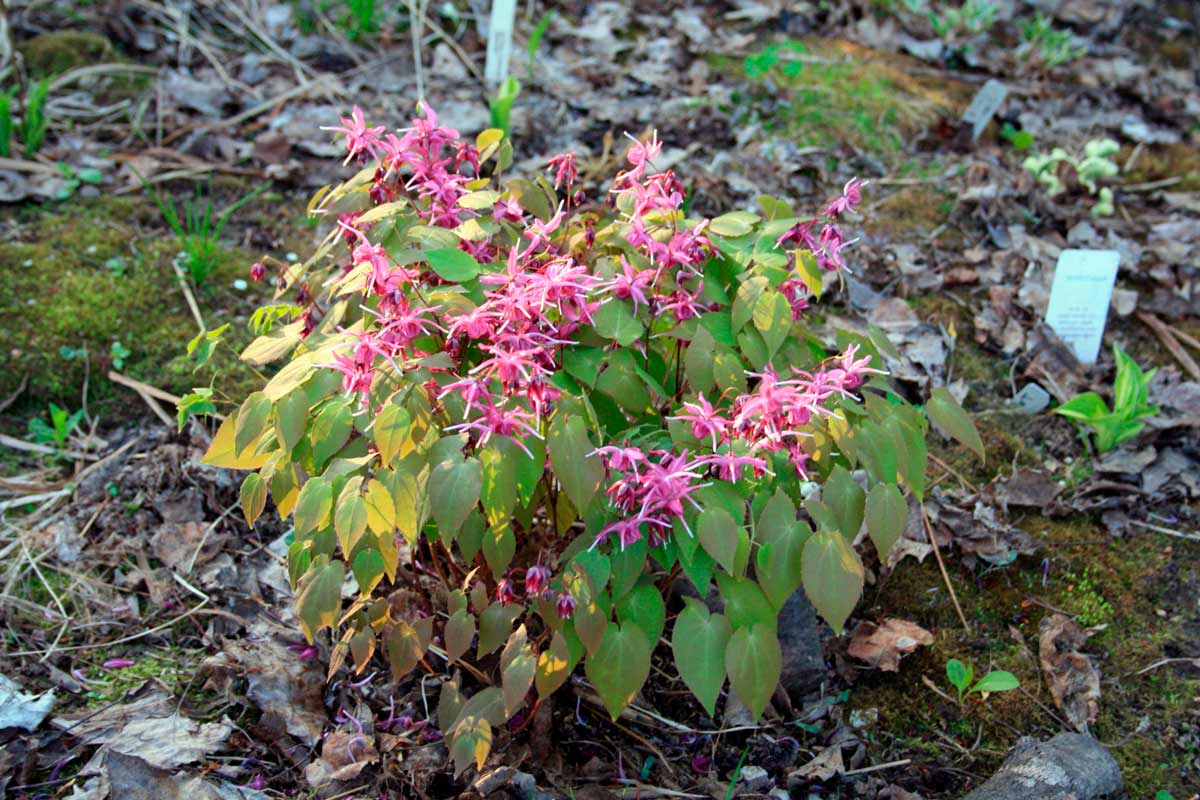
374, 403, 412, 468
709, 210, 759, 237
802, 532, 864, 632
865, 483, 906, 559
671, 602, 731, 716
312, 402, 353, 467
501, 629, 536, 718
725, 623, 782, 720
946, 658, 972, 695
731, 276, 769, 335
480, 439, 519, 526
698, 507, 740, 575
334, 488, 368, 556
755, 493, 810, 610
716, 574, 777, 630
445, 609, 475, 664
240, 472, 267, 528
449, 716, 491, 776
477, 602, 521, 658
430, 457, 482, 540
823, 466, 865, 540
363, 478, 396, 535
235, 392, 271, 455
275, 388, 309, 454
293, 476, 332, 536
1052, 391, 1109, 421
592, 299, 643, 346
616, 584, 666, 645
794, 249, 823, 298
584, 622, 652, 720
426, 247, 481, 282
547, 413, 603, 513
296, 560, 343, 642
482, 524, 516, 577
752, 289, 792, 356
352, 549, 386, 596
535, 630, 572, 697
684, 326, 717, 393
927, 387, 985, 461
970, 670, 1019, 695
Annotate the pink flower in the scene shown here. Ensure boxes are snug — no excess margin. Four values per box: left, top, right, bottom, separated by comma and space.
102, 658, 135, 669
322, 106, 386, 164
625, 131, 662, 179
823, 178, 863, 218
249, 261, 266, 282
496, 577, 518, 605
669, 394, 728, 450
547, 152, 578, 189
524, 564, 551, 596
607, 256, 654, 312
493, 196, 524, 222
556, 593, 576, 619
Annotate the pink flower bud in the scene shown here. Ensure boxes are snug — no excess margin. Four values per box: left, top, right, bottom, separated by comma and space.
524, 565, 551, 597
556, 593, 576, 620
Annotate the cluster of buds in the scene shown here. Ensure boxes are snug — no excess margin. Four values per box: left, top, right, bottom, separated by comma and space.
496, 564, 575, 619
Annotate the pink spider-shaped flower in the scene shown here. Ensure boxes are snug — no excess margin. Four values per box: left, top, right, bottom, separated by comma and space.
322, 106, 386, 164
823, 178, 863, 218
669, 394, 728, 450
493, 196, 524, 223
607, 256, 654, 312
547, 152, 578, 189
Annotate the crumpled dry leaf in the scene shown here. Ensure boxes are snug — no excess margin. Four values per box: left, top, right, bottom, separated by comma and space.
304, 730, 380, 788
86, 714, 232, 771
1039, 614, 1101, 733
929, 493, 1038, 569
221, 619, 327, 746
847, 619, 935, 672
53, 685, 175, 744
790, 745, 845, 782
0, 674, 55, 731
68, 751, 269, 800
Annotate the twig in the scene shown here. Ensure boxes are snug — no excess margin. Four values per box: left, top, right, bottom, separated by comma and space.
184, 501, 239, 575
19, 539, 71, 662
1137, 312, 1200, 381
0, 434, 97, 461
922, 509, 972, 633
842, 758, 913, 776
107, 370, 174, 428
0, 490, 72, 512
1129, 520, 1200, 542
171, 259, 207, 333
3, 594, 209, 658
0, 373, 27, 414
1122, 176, 1183, 193
47, 63, 157, 93
929, 454, 978, 495
1134, 657, 1200, 675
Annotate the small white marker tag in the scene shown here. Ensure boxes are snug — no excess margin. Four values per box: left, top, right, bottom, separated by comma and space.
484, 0, 518, 86
1044, 249, 1120, 365
961, 79, 1007, 141
1010, 383, 1051, 414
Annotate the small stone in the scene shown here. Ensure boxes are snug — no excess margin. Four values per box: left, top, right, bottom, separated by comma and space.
778, 591, 826, 701
472, 766, 516, 795
738, 765, 771, 793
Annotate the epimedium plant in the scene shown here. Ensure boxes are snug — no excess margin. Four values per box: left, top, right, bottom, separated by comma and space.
202, 105, 984, 775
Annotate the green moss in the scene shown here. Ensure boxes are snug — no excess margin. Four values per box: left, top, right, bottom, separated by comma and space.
854, 512, 1198, 796
75, 646, 215, 709
19, 31, 113, 79
0, 195, 271, 421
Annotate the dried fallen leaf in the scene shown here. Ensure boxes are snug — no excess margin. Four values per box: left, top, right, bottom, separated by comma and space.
0, 674, 54, 731
847, 619, 934, 672
790, 745, 845, 782
1039, 614, 1101, 732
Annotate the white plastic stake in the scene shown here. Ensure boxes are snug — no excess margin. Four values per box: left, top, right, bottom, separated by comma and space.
484, 0, 518, 86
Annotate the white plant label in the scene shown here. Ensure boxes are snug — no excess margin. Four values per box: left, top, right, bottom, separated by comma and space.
484, 0, 518, 86
1010, 383, 1051, 414
961, 79, 1007, 141
1044, 249, 1120, 365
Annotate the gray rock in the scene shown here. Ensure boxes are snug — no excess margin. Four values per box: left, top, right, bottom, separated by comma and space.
961, 733, 1122, 800
778, 591, 826, 700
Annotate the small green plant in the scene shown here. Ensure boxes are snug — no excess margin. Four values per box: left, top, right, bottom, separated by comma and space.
29, 403, 84, 450
52, 162, 104, 200
1062, 569, 1114, 626
929, 0, 998, 37
1020, 13, 1086, 67
145, 177, 270, 285
341, 0, 379, 41
527, 10, 555, 79
1024, 138, 1119, 216
0, 89, 14, 158
110, 341, 131, 370
743, 39, 805, 78
489, 77, 521, 137
1053, 344, 1158, 453
945, 658, 1020, 703
22, 79, 50, 157
999, 122, 1033, 151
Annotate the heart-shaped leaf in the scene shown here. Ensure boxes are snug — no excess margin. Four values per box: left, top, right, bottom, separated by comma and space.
802, 531, 864, 632
584, 622, 652, 721
725, 623, 781, 720
671, 602, 732, 717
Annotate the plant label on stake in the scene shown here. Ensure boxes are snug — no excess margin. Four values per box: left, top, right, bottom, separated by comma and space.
484, 0, 518, 86
1044, 249, 1119, 365
961, 79, 1007, 142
